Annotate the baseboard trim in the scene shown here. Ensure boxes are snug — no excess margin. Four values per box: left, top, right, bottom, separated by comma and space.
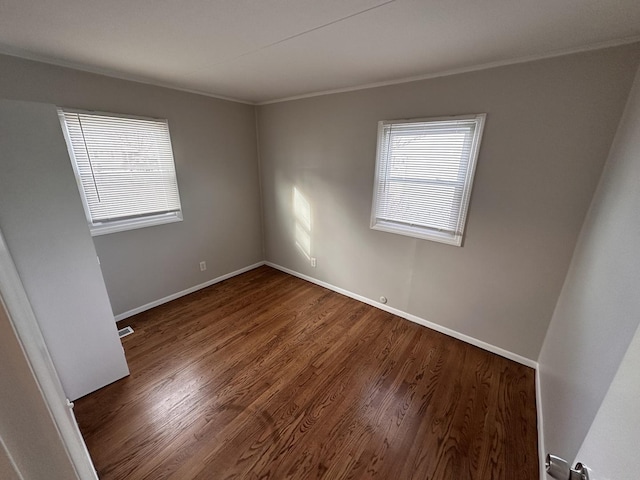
113, 261, 266, 322
114, 258, 539, 370
265, 261, 538, 369
536, 367, 546, 479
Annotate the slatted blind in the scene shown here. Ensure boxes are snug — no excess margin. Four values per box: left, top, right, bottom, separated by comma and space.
371, 115, 485, 245
59, 109, 181, 230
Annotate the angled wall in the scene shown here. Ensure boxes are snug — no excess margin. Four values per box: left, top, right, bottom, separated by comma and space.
539, 64, 640, 463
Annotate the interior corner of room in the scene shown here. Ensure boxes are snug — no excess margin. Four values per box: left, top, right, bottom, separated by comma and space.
1, 23, 640, 480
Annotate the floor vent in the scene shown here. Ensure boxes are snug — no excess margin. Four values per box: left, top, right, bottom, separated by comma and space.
118, 326, 134, 338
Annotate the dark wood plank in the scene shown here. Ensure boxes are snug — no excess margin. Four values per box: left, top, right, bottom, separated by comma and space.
74, 265, 539, 479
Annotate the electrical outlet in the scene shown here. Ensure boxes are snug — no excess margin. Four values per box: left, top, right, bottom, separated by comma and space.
199, 261, 207, 271
310, 257, 317, 267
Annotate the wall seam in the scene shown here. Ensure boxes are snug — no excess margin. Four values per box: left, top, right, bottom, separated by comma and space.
254, 106, 267, 259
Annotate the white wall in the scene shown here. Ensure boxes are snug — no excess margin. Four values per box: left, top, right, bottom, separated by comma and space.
0, 53, 263, 317
258, 44, 640, 362
538, 65, 640, 462
0, 99, 129, 400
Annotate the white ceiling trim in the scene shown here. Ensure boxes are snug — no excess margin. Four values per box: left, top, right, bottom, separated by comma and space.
2, 34, 639, 108
257, 34, 640, 105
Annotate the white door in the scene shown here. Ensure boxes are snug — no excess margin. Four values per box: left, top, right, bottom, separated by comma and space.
572, 322, 640, 480
0, 99, 129, 400
0, 226, 98, 479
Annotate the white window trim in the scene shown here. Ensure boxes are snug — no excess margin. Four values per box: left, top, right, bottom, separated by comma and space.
58, 108, 183, 236
370, 113, 486, 246
86, 211, 183, 236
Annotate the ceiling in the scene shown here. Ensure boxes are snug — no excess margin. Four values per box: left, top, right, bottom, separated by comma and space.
1, 0, 639, 104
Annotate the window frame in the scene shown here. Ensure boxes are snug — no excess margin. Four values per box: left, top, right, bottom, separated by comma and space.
58, 108, 183, 236
370, 113, 486, 246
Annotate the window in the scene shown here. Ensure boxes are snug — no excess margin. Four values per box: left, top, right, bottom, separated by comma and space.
370, 114, 486, 246
58, 108, 183, 235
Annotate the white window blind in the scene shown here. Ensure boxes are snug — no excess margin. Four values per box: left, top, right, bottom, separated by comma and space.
58, 109, 182, 235
371, 114, 485, 246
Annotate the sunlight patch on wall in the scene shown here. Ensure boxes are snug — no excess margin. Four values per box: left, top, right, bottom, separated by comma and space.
293, 187, 312, 259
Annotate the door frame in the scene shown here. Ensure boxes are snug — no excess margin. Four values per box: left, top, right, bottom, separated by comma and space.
0, 227, 97, 479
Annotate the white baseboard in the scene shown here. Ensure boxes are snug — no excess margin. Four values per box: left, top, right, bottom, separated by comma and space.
536, 367, 546, 479
113, 261, 266, 322
267, 261, 545, 472
265, 261, 538, 369
114, 258, 540, 371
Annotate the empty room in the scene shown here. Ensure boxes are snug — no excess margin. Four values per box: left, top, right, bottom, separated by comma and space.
1, 1, 639, 479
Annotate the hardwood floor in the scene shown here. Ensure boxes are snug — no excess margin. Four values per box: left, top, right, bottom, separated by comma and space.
74, 266, 538, 479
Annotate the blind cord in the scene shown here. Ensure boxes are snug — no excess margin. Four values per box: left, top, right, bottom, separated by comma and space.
77, 115, 102, 203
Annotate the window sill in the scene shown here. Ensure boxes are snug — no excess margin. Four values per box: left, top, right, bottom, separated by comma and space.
90, 212, 183, 236
371, 221, 462, 246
